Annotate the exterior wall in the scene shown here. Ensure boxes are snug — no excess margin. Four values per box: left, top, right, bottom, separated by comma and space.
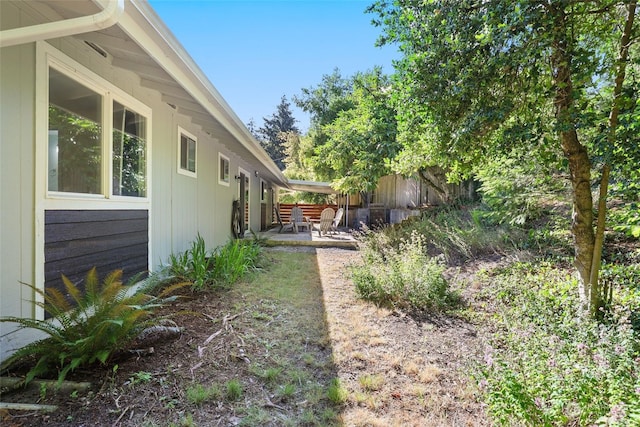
0, 41, 38, 352
375, 175, 425, 209
0, 35, 277, 361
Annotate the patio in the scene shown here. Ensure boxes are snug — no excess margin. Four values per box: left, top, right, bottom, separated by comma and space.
258, 226, 358, 249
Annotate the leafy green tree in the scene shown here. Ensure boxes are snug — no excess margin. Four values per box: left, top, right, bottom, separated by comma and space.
258, 96, 300, 170
369, 0, 638, 315
294, 68, 400, 194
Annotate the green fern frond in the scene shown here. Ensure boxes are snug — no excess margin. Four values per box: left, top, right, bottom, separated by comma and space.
61, 275, 83, 308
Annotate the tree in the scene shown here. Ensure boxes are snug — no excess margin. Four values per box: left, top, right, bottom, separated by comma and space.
369, 0, 638, 315
258, 96, 300, 170
294, 68, 400, 194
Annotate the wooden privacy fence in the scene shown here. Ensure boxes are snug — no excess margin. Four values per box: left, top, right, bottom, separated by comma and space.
277, 203, 338, 223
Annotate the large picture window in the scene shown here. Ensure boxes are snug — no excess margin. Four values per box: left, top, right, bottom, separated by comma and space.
47, 63, 149, 199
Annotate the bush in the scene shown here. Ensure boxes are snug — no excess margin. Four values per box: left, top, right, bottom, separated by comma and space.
352, 230, 460, 311
0, 268, 182, 386
475, 262, 640, 426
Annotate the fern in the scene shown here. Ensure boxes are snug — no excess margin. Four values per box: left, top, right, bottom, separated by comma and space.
0, 268, 183, 386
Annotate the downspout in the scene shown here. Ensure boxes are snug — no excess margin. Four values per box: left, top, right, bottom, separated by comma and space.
0, 0, 124, 48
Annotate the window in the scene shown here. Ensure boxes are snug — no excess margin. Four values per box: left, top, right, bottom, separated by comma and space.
178, 127, 197, 177
47, 62, 149, 199
48, 68, 102, 194
113, 102, 147, 196
218, 153, 230, 186
261, 180, 267, 202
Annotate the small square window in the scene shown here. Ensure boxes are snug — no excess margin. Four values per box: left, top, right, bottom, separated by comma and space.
178, 127, 197, 178
218, 153, 230, 186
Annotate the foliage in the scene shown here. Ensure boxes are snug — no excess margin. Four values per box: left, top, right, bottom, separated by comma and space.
368, 0, 639, 314
210, 239, 262, 288
0, 268, 180, 386
608, 202, 640, 239
295, 68, 400, 193
475, 149, 567, 226
475, 262, 640, 426
168, 234, 213, 290
256, 95, 300, 170
352, 230, 460, 311
168, 235, 262, 291
359, 205, 510, 263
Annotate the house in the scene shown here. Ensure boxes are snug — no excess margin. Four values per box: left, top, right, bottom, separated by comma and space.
0, 0, 288, 361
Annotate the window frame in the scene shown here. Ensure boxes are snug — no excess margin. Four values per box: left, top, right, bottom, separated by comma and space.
218, 153, 230, 186
177, 126, 197, 178
42, 46, 152, 206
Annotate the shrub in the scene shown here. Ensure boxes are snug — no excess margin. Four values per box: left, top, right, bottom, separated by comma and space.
169, 235, 263, 291
210, 239, 262, 288
169, 234, 214, 290
475, 262, 640, 426
0, 268, 181, 386
352, 230, 460, 311
356, 205, 510, 263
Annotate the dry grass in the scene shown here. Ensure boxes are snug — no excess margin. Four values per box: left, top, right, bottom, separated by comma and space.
3, 246, 489, 427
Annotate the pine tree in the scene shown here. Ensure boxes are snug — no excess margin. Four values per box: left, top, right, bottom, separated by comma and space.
258, 96, 300, 170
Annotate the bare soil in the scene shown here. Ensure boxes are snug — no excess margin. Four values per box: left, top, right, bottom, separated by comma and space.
1, 247, 490, 426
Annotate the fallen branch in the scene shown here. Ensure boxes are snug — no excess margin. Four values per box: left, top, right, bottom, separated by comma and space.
0, 402, 58, 412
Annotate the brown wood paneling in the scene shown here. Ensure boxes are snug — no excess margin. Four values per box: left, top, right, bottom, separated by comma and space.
44, 210, 148, 300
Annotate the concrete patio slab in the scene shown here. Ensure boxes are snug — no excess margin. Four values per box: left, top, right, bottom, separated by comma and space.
257, 227, 358, 249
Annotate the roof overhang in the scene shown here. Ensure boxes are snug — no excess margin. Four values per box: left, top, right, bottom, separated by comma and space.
286, 179, 339, 194
1, 0, 289, 188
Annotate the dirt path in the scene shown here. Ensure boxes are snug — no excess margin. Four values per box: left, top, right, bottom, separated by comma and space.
316, 248, 489, 426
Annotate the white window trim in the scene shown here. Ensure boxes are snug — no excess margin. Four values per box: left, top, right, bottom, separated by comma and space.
39, 43, 152, 209
177, 126, 197, 178
218, 152, 230, 186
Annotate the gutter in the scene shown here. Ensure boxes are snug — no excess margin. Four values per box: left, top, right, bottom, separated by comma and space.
0, 0, 124, 48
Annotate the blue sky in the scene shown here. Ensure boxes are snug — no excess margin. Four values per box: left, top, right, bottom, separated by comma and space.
148, 0, 399, 132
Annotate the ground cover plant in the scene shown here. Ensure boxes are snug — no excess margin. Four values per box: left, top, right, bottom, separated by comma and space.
348, 191, 639, 425
168, 234, 263, 291
475, 261, 640, 426
0, 268, 184, 388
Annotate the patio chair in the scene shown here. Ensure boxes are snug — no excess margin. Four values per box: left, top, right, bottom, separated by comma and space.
291, 206, 311, 233
275, 207, 294, 233
317, 207, 335, 236
328, 207, 344, 235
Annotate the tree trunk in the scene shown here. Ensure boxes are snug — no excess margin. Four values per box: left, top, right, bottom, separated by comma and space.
589, 1, 637, 316
550, 4, 596, 311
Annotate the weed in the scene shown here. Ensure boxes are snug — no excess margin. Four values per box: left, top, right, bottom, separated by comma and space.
326, 378, 348, 405
225, 379, 243, 401
239, 406, 270, 426
277, 383, 296, 400
358, 374, 384, 392
186, 383, 221, 405
352, 231, 461, 312
128, 371, 152, 385
475, 261, 640, 426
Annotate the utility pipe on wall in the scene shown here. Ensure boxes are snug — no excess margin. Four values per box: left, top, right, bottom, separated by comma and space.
0, 0, 124, 48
